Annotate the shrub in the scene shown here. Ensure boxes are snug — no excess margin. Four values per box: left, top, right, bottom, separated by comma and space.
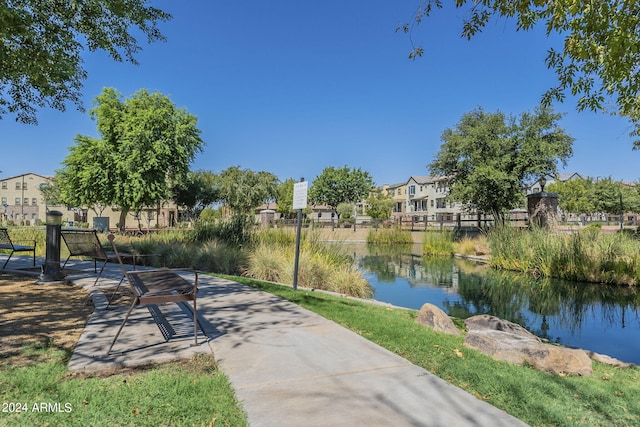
191, 215, 255, 247
244, 243, 291, 283
366, 228, 413, 244
422, 230, 454, 257
487, 223, 640, 285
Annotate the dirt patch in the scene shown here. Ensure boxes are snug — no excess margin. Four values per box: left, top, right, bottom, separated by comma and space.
0, 272, 94, 367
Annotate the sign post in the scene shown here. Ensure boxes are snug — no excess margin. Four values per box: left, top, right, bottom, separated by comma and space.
292, 178, 308, 291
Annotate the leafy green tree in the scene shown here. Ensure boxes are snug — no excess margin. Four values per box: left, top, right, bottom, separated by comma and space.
622, 183, 640, 214
57, 87, 203, 229
546, 178, 595, 216
308, 166, 374, 217
401, 1, 640, 145
366, 189, 395, 220
56, 135, 113, 217
336, 203, 354, 221
429, 106, 574, 219
172, 170, 219, 221
275, 178, 296, 218
217, 166, 279, 215
1, 1, 171, 124
38, 180, 64, 207
199, 207, 223, 222
593, 178, 625, 216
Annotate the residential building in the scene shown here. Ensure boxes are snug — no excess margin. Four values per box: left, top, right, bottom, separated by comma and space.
0, 172, 179, 229
379, 182, 406, 220
0, 173, 60, 225
405, 175, 464, 221
526, 172, 584, 194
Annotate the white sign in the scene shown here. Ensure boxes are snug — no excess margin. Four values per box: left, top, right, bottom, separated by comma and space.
292, 181, 308, 210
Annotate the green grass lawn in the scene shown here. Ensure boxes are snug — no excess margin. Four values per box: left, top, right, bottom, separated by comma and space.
0, 345, 247, 427
3, 273, 639, 426
223, 274, 640, 427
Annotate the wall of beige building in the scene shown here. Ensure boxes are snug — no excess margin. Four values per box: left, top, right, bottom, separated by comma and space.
0, 173, 178, 229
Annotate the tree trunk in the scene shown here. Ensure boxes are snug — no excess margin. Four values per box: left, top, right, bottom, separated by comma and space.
118, 209, 129, 231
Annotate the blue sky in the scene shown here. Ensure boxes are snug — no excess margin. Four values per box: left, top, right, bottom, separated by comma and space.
2, 1, 638, 186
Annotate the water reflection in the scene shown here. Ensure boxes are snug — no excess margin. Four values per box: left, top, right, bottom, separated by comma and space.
355, 244, 640, 365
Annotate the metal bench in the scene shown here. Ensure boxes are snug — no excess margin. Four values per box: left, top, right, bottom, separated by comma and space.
61, 229, 136, 286
105, 233, 200, 354
0, 227, 36, 269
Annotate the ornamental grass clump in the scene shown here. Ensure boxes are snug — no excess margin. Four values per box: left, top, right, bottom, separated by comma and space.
366, 227, 413, 244
488, 223, 640, 286
453, 235, 486, 256
195, 240, 247, 275
244, 236, 372, 298
244, 243, 291, 283
422, 230, 454, 257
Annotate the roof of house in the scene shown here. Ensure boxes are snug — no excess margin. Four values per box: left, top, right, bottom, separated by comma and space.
1, 172, 53, 181
556, 172, 583, 182
407, 176, 434, 185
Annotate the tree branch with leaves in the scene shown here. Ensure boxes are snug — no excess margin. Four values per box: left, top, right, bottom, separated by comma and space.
400, 0, 640, 146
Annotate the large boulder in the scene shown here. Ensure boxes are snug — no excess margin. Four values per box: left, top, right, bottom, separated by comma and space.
415, 303, 461, 336
464, 315, 592, 376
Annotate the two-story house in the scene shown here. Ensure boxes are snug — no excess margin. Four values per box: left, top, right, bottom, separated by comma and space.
405, 176, 463, 219
380, 182, 406, 220
406, 176, 430, 214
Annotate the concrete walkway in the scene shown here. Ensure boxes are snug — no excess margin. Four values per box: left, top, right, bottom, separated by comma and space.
3, 256, 527, 427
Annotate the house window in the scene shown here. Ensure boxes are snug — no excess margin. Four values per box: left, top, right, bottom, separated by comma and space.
1, 182, 6, 189
409, 185, 415, 196
430, 200, 434, 207
15, 198, 20, 205
15, 182, 21, 190
32, 198, 37, 205
1, 197, 5, 205
23, 198, 28, 205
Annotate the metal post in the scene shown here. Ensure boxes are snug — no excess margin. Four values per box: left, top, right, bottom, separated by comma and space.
353, 204, 357, 232
620, 191, 624, 231
293, 177, 304, 291
38, 210, 65, 283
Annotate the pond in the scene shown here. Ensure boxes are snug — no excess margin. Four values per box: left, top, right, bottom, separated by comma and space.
352, 244, 640, 365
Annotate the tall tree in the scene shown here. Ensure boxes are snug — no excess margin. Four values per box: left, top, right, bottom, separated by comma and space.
593, 177, 626, 216
401, 1, 640, 146
366, 189, 395, 220
217, 166, 279, 215
56, 135, 113, 216
276, 178, 296, 218
1, 1, 171, 124
171, 170, 220, 221
308, 166, 374, 216
546, 177, 595, 216
429, 106, 574, 218
57, 87, 204, 229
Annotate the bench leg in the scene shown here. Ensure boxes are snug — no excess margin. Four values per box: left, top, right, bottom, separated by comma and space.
107, 299, 137, 355
105, 275, 127, 310
2, 252, 13, 269
191, 298, 198, 347
93, 259, 109, 287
